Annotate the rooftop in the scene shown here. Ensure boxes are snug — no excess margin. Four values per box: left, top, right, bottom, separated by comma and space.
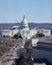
39, 37, 52, 44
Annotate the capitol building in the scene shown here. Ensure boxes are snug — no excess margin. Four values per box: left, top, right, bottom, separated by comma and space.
0, 16, 52, 64
0, 16, 51, 39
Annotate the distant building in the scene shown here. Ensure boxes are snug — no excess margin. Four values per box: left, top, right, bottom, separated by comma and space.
38, 28, 51, 36
0, 16, 51, 38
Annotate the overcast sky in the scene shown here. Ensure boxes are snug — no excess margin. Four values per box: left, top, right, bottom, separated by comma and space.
0, 0, 52, 23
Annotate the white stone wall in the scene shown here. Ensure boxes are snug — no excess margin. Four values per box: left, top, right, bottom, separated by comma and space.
32, 39, 39, 47
1, 29, 19, 37
38, 29, 51, 36
30, 29, 37, 37
11, 30, 19, 36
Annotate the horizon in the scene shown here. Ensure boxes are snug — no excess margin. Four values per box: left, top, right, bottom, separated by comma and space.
0, 0, 52, 23
0, 22, 52, 24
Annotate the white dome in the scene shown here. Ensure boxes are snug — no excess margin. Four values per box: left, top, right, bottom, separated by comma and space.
21, 16, 29, 29
22, 19, 28, 27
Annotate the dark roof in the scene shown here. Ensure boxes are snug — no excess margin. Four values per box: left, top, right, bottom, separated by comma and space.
33, 58, 49, 64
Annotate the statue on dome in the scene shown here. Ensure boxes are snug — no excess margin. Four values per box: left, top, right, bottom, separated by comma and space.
23, 15, 25, 20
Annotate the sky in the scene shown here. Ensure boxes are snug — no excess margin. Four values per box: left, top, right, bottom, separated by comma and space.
0, 0, 52, 23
